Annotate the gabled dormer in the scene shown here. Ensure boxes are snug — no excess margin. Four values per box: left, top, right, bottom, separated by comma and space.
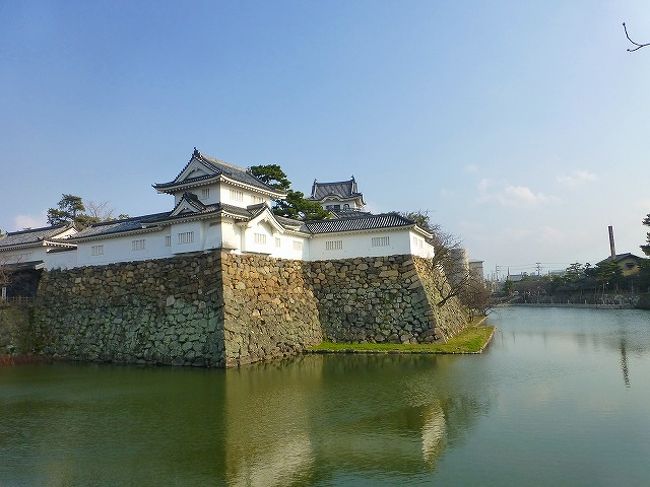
168, 192, 207, 218
153, 148, 287, 209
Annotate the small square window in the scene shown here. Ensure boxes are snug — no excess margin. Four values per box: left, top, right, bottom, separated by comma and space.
132, 239, 145, 251
178, 231, 194, 244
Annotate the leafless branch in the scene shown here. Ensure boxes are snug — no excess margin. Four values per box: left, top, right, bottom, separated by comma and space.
0, 258, 10, 301
623, 22, 650, 52
85, 200, 115, 220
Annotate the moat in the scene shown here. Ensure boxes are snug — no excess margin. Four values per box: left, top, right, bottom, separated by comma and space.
2, 307, 650, 486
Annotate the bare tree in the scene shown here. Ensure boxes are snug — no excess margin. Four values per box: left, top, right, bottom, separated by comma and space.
623, 22, 649, 52
429, 229, 489, 309
85, 200, 115, 221
458, 278, 491, 319
401, 212, 487, 309
0, 258, 9, 303
0, 229, 7, 301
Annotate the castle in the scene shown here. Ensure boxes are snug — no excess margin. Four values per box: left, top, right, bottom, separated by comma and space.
0, 148, 434, 277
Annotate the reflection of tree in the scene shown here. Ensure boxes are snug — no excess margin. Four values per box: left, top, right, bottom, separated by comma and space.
619, 338, 630, 388
3, 354, 493, 486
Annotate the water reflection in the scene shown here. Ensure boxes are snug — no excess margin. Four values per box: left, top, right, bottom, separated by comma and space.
3, 308, 650, 486
619, 338, 630, 388
223, 354, 491, 485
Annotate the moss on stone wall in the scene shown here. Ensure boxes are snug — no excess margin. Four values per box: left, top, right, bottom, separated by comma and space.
221, 254, 322, 366
34, 252, 225, 367
0, 304, 35, 355
308, 255, 468, 344
32, 252, 470, 367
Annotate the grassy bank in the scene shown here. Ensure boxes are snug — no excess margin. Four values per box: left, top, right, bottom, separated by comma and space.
307, 319, 495, 355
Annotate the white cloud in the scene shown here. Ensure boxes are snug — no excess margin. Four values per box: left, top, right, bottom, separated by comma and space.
557, 170, 597, 188
13, 212, 46, 230
477, 179, 554, 207
500, 185, 551, 206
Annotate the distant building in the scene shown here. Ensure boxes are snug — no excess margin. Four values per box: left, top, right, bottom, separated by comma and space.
597, 253, 645, 277
599, 225, 645, 276
468, 260, 484, 281
309, 177, 365, 212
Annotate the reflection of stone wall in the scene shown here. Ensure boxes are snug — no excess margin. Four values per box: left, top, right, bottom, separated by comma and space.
636, 293, 650, 310
0, 304, 33, 354
33, 252, 468, 367
35, 252, 225, 367
221, 254, 322, 367
309, 256, 468, 343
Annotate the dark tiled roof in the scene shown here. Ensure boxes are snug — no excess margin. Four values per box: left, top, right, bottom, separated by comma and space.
69, 213, 170, 240
598, 253, 645, 264
310, 178, 364, 202
302, 213, 416, 234
154, 148, 281, 193
274, 215, 305, 228
330, 209, 373, 219
69, 202, 260, 240
0, 224, 71, 249
3, 260, 46, 271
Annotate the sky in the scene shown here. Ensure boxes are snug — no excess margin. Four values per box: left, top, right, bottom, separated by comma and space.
1, 0, 649, 277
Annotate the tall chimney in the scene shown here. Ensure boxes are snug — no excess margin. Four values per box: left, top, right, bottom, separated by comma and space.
608, 225, 616, 259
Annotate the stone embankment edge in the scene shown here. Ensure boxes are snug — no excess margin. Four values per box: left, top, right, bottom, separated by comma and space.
305, 316, 495, 355
496, 303, 635, 310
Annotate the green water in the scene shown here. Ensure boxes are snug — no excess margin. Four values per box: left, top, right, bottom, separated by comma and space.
2, 307, 650, 486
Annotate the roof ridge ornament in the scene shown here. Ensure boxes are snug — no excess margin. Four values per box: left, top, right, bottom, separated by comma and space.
193, 147, 202, 158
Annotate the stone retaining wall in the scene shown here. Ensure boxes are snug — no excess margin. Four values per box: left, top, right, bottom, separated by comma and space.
32, 252, 469, 367
309, 255, 467, 344
221, 253, 322, 366
34, 252, 225, 367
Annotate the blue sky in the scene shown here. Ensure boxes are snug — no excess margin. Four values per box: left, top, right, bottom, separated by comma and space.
1, 0, 649, 276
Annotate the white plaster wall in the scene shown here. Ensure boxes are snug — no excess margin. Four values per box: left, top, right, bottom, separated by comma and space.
204, 221, 222, 250
242, 221, 275, 255
309, 230, 412, 261
320, 198, 362, 210
174, 183, 270, 209
271, 233, 310, 260
173, 184, 219, 206
221, 221, 242, 250
0, 247, 48, 265
409, 232, 435, 259
217, 183, 270, 208
46, 250, 78, 270
76, 230, 173, 267
54, 227, 79, 240
170, 221, 204, 255
237, 219, 309, 260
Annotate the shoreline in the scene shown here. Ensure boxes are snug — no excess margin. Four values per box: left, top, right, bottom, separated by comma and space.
305, 317, 495, 355
496, 303, 638, 310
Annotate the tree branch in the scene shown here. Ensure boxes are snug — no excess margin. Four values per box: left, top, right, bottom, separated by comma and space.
623, 22, 650, 52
